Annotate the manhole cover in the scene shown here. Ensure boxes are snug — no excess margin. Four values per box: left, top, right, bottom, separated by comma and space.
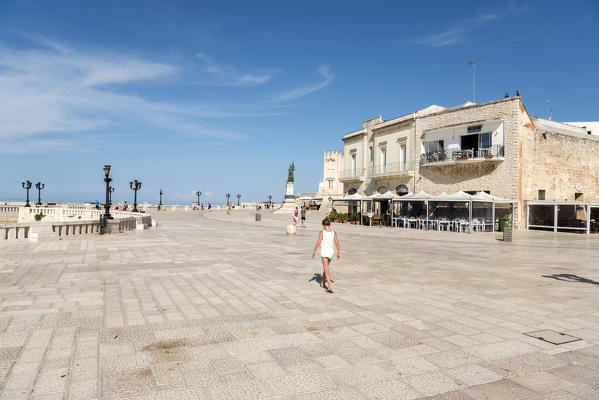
523, 329, 582, 345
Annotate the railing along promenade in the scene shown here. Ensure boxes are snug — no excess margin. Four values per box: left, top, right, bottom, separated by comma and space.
0, 206, 153, 242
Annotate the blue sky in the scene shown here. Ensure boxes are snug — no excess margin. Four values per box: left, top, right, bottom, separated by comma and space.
1, 1, 597, 204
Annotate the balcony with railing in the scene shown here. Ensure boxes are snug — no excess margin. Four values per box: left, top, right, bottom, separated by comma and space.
368, 162, 409, 178
339, 167, 364, 180
421, 145, 505, 166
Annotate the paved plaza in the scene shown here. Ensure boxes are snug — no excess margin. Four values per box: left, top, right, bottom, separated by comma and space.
1, 210, 599, 400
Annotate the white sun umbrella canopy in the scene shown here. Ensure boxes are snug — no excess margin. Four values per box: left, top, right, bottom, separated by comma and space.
377, 190, 401, 199
444, 191, 473, 201
403, 190, 434, 200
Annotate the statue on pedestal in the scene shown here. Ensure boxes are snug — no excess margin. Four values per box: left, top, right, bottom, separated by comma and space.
287, 161, 295, 183
275, 161, 297, 214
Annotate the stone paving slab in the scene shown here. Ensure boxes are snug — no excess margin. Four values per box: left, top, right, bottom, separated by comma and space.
0, 209, 598, 399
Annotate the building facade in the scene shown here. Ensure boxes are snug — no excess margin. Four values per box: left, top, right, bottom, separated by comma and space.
322, 150, 344, 197
338, 96, 599, 228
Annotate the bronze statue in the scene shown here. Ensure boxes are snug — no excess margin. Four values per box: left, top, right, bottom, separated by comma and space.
287, 161, 295, 183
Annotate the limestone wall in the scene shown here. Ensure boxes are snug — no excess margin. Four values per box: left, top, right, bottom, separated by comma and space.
415, 98, 521, 201
521, 128, 599, 202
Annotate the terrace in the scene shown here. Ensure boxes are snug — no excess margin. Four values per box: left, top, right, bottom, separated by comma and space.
421, 144, 505, 166
338, 167, 364, 181
368, 162, 411, 178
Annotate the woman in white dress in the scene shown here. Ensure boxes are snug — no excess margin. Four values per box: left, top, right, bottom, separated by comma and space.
311, 217, 340, 292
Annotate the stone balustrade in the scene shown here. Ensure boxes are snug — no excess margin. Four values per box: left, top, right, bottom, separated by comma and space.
18, 207, 139, 223
1, 216, 150, 242
0, 206, 20, 224
0, 223, 31, 240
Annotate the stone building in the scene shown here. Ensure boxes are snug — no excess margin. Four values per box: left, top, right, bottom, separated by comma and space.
322, 150, 344, 197
338, 96, 599, 228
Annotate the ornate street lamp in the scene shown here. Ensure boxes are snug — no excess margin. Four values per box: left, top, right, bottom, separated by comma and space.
129, 180, 142, 212
103, 165, 112, 219
159, 189, 164, 210
35, 182, 45, 206
196, 191, 201, 206
109, 186, 115, 206
226, 193, 230, 207
21, 180, 32, 207
236, 194, 241, 206
268, 195, 272, 207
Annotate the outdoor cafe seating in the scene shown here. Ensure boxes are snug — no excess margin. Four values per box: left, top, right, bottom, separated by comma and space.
391, 191, 515, 233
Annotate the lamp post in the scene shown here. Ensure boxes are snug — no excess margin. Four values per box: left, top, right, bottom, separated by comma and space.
21, 180, 32, 207
268, 195, 272, 207
226, 193, 230, 207
109, 186, 115, 206
129, 180, 142, 212
35, 182, 45, 206
103, 165, 112, 219
236, 194, 241, 206
159, 189, 164, 210
196, 191, 201, 207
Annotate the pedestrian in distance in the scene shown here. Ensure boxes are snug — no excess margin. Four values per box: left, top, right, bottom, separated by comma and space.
293, 207, 299, 225
311, 217, 340, 293
300, 206, 306, 227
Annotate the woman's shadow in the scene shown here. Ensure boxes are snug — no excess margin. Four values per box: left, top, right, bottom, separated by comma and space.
308, 273, 334, 286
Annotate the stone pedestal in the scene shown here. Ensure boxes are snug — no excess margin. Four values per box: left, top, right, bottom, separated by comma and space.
274, 182, 297, 214
103, 220, 121, 234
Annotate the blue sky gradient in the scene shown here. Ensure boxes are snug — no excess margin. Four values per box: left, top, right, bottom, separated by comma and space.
1, 1, 597, 204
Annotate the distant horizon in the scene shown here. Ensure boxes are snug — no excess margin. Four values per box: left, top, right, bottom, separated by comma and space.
1, 1, 597, 203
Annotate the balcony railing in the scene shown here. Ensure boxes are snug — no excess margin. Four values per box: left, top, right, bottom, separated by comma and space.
339, 167, 363, 179
368, 162, 408, 176
421, 145, 504, 165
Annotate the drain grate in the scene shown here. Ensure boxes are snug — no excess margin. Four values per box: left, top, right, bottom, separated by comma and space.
523, 329, 582, 345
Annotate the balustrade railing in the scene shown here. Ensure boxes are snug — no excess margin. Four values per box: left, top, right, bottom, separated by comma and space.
368, 162, 408, 176
421, 145, 504, 165
19, 207, 139, 222
339, 167, 363, 179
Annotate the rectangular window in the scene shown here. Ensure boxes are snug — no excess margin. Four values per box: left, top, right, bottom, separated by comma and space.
479, 132, 491, 148
328, 180, 333, 189
351, 155, 357, 175
538, 190, 545, 200
467, 125, 482, 133
380, 148, 387, 173
400, 144, 406, 171
369, 147, 373, 162
424, 140, 444, 154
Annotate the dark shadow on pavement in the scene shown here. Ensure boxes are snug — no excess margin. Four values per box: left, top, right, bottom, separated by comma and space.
542, 273, 599, 286
308, 274, 334, 286
308, 274, 324, 285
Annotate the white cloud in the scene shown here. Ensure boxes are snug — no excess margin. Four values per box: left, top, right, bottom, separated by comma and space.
0, 38, 282, 153
196, 52, 278, 86
415, 13, 501, 47
0, 138, 90, 154
414, 3, 530, 48
271, 65, 333, 103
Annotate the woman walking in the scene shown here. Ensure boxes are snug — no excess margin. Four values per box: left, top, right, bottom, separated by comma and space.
311, 217, 340, 292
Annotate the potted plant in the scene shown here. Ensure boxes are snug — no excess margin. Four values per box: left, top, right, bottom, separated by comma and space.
484, 154, 494, 159
341, 213, 348, 223
328, 210, 338, 222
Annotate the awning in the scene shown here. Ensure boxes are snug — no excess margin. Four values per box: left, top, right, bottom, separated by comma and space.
337, 193, 367, 201
401, 190, 434, 200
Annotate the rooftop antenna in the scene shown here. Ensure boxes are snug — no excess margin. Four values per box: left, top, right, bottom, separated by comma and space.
546, 99, 553, 120
467, 56, 484, 103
